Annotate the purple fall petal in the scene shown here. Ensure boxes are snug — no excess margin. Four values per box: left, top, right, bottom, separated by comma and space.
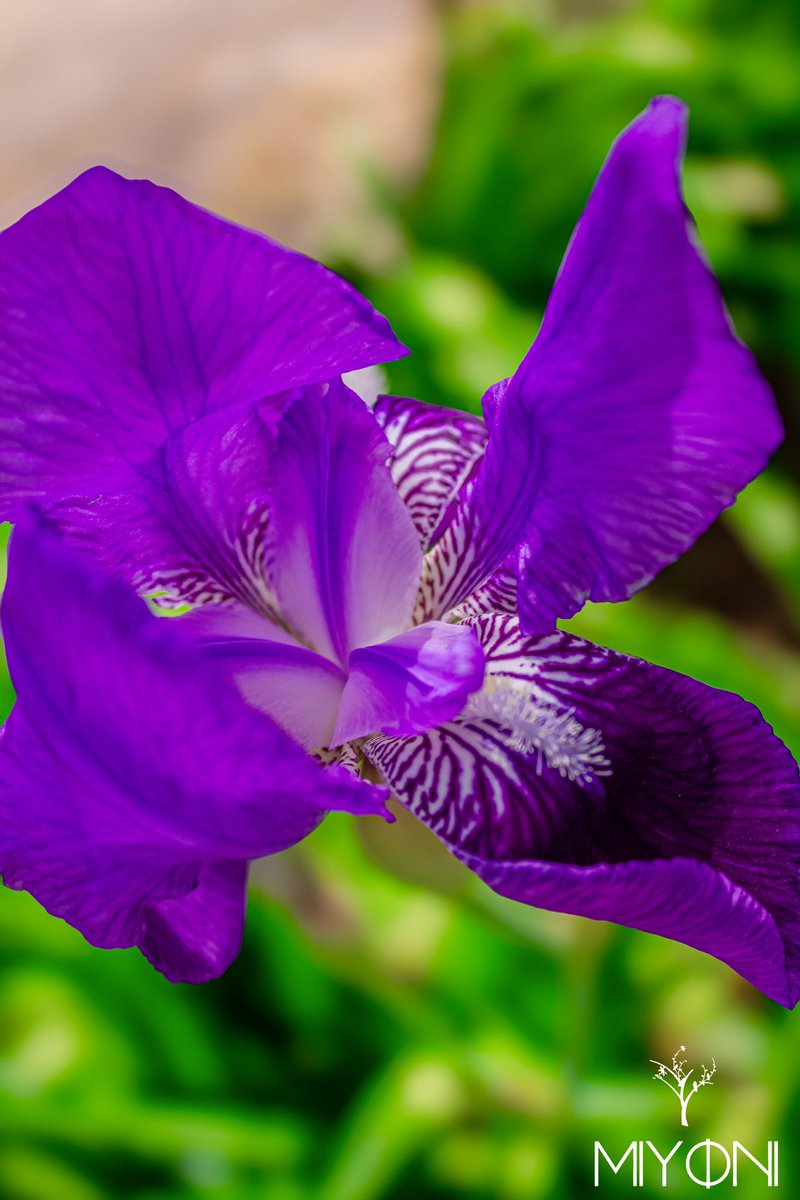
367, 615, 800, 1007
141, 861, 249, 984
0, 166, 405, 518
418, 97, 782, 628
266, 381, 422, 665
333, 620, 485, 744
0, 512, 388, 979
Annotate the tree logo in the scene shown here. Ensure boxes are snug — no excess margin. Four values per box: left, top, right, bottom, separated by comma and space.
650, 1046, 717, 1127
592, 1048, 780, 1187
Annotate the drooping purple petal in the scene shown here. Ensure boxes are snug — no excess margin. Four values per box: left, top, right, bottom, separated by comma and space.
366, 614, 800, 1007
0, 511, 388, 978
333, 620, 485, 745
266, 381, 422, 665
0, 166, 406, 517
140, 861, 249, 984
372, 395, 487, 547
417, 97, 782, 628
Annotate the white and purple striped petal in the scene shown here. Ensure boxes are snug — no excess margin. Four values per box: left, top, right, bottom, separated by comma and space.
372, 394, 487, 547
366, 615, 800, 1007
51, 400, 283, 613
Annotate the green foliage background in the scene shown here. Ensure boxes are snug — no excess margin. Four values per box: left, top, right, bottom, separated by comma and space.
1, 1, 800, 1196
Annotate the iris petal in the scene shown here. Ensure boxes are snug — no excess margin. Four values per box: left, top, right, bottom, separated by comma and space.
0, 166, 405, 516
372, 394, 487, 548
0, 512, 388, 978
333, 620, 485, 744
366, 614, 800, 1007
417, 97, 782, 629
140, 861, 249, 984
266, 381, 422, 665
51, 400, 282, 611
193, 614, 347, 750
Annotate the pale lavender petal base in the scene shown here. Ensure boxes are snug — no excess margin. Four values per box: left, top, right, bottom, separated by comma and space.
266, 382, 422, 664
195, 621, 346, 750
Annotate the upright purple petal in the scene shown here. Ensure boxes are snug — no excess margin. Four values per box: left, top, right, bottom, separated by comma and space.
333, 620, 485, 744
266, 381, 422, 665
0, 512, 387, 979
367, 615, 800, 1007
0, 166, 406, 517
417, 98, 782, 628
372, 395, 487, 547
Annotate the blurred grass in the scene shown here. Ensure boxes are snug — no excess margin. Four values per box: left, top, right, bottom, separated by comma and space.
2, 1, 800, 1198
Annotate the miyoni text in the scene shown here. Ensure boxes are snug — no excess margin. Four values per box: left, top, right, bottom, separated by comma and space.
594, 1140, 779, 1188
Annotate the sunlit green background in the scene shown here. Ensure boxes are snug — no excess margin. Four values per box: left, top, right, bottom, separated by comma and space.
2, 1, 800, 1197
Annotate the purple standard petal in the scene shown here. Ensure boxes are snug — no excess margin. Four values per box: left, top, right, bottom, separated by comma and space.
366, 615, 800, 1007
417, 97, 782, 629
266, 381, 422, 665
0, 166, 406, 517
372, 395, 487, 547
0, 512, 388, 981
333, 620, 485, 744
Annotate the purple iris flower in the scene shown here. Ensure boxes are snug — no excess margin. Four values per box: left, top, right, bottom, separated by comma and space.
0, 96, 798, 1004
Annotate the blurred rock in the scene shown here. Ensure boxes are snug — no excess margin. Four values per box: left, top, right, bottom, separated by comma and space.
0, 0, 440, 256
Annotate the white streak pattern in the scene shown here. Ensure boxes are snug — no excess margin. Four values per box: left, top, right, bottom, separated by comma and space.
465, 676, 610, 787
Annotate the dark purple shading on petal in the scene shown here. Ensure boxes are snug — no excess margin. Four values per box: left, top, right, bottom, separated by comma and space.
140, 861, 249, 984
367, 615, 800, 1007
333, 620, 485, 744
372, 395, 487, 548
266, 381, 422, 665
0, 166, 406, 517
0, 511, 388, 981
417, 97, 782, 629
